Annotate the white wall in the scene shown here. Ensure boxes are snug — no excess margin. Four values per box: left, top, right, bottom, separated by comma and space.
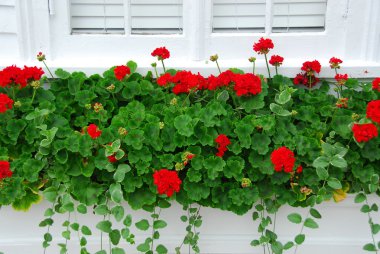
0, 195, 379, 254
0, 0, 379, 77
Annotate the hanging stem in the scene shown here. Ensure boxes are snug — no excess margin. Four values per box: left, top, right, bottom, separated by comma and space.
43, 61, 55, 79
365, 197, 379, 254
64, 212, 71, 254
215, 60, 222, 74
161, 60, 166, 73
293, 209, 311, 254
264, 54, 272, 80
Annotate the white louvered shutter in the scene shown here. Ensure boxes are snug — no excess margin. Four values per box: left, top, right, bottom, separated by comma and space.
212, 0, 266, 33
70, 0, 125, 34
130, 0, 183, 34
272, 0, 327, 32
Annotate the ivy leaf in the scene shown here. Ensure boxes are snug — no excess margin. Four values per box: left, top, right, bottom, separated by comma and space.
270, 103, 291, 116
327, 178, 342, 190
153, 220, 167, 229
109, 183, 123, 203
135, 219, 150, 231
271, 241, 283, 254
316, 167, 329, 180
276, 90, 291, 105
363, 243, 377, 252
81, 226, 92, 236
313, 156, 329, 169
294, 234, 305, 245
137, 243, 150, 252
287, 213, 302, 224
304, 218, 319, 229
96, 221, 112, 233
354, 193, 366, 203
283, 241, 294, 250
111, 247, 125, 254
114, 164, 131, 182
330, 155, 347, 168
111, 206, 125, 222
109, 229, 121, 245
310, 208, 322, 219
156, 244, 168, 254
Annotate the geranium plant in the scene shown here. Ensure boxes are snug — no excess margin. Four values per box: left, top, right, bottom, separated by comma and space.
0, 39, 379, 254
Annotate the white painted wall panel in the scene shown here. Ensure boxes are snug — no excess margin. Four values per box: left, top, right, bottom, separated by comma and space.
0, 196, 379, 254
0, 1, 19, 59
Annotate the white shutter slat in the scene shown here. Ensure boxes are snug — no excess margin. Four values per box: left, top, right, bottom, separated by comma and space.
130, 0, 183, 34
70, 0, 125, 34
272, 0, 327, 32
212, 0, 266, 33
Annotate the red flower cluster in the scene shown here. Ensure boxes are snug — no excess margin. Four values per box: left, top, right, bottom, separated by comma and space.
157, 70, 262, 96
372, 78, 380, 92
153, 169, 181, 197
0, 65, 44, 88
270, 146, 296, 173
336, 98, 348, 108
0, 93, 13, 113
366, 100, 380, 124
352, 123, 378, 142
87, 124, 102, 139
0, 161, 12, 180
269, 55, 284, 67
293, 60, 321, 87
335, 74, 348, 85
215, 134, 231, 157
253, 37, 274, 54
301, 60, 321, 74
329, 57, 343, 69
233, 73, 262, 96
151, 47, 170, 60
114, 65, 131, 81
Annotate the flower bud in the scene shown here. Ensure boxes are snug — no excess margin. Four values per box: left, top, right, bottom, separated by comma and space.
300, 186, 312, 195
118, 127, 128, 136
248, 57, 256, 63
175, 162, 184, 171
170, 98, 178, 106
333, 87, 339, 92
14, 101, 22, 107
106, 84, 115, 91
30, 80, 41, 89
351, 113, 360, 121
291, 110, 298, 116
37, 52, 46, 62
241, 178, 252, 188
159, 122, 165, 129
210, 54, 219, 62
93, 102, 103, 113
182, 151, 194, 162
151, 62, 157, 68
85, 104, 92, 109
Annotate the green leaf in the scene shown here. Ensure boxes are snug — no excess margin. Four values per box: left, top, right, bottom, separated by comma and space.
287, 213, 302, 224
96, 221, 112, 233
174, 115, 197, 137
135, 219, 150, 231
153, 220, 167, 229
123, 214, 132, 227
276, 90, 291, 105
371, 224, 380, 235
271, 241, 283, 254
313, 156, 329, 168
294, 234, 305, 245
55, 68, 71, 79
363, 243, 377, 252
81, 226, 92, 236
330, 155, 347, 168
111, 247, 125, 254
77, 204, 87, 214
94, 205, 109, 215
109, 229, 121, 245
361, 205, 371, 213
203, 156, 226, 180
283, 241, 294, 250
109, 183, 123, 203
251, 133, 271, 155
111, 206, 125, 222
327, 178, 342, 190
316, 167, 329, 180
304, 218, 319, 229
270, 103, 291, 116
127, 60, 138, 73
217, 90, 230, 102
310, 208, 322, 219
354, 193, 366, 203
137, 243, 150, 252
156, 244, 168, 254
114, 164, 131, 182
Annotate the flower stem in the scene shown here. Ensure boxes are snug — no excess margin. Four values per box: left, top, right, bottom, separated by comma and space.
275, 66, 278, 76
215, 60, 222, 74
253, 62, 256, 75
154, 66, 159, 79
308, 75, 312, 91
264, 54, 272, 80
161, 60, 166, 73
31, 89, 37, 104
43, 61, 55, 79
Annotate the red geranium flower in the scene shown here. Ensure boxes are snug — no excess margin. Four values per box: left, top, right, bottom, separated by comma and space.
352, 123, 378, 142
269, 55, 284, 67
253, 37, 274, 54
0, 65, 44, 88
170, 71, 206, 94
215, 134, 231, 157
23, 66, 44, 83
157, 73, 173, 86
366, 100, 380, 124
233, 73, 262, 96
151, 47, 170, 60
329, 57, 343, 69
372, 78, 380, 92
87, 124, 102, 139
0, 161, 12, 180
270, 146, 296, 173
0, 93, 14, 113
114, 65, 131, 81
301, 60, 321, 74
153, 169, 181, 197
296, 165, 303, 174
335, 74, 348, 85
293, 73, 319, 87
336, 98, 348, 108
107, 155, 117, 163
